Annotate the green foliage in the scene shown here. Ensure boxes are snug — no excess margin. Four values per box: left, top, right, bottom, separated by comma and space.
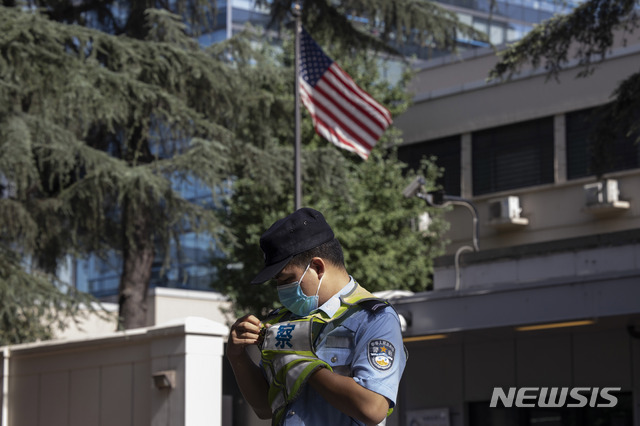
0, 5, 237, 256
0, 247, 100, 345
211, 30, 448, 318
262, 0, 487, 54
26, 0, 219, 38
489, 0, 639, 80
318, 151, 448, 293
1, 0, 477, 332
0, 5, 267, 334
212, 148, 447, 319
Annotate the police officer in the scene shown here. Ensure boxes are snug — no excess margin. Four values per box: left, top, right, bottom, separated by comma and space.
227, 208, 407, 425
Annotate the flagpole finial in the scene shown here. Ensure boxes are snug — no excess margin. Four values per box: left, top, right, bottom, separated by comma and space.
292, 1, 301, 16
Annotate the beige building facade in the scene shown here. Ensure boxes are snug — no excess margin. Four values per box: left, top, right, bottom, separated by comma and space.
392, 28, 640, 426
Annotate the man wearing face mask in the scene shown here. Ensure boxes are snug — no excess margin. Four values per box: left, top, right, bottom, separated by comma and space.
227, 208, 407, 426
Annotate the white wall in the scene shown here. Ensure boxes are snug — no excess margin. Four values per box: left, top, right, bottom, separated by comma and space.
52, 302, 119, 340
2, 317, 228, 426
147, 287, 233, 327
52, 287, 233, 342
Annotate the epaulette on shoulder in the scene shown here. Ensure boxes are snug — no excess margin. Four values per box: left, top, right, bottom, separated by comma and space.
265, 307, 295, 324
265, 307, 284, 319
357, 298, 390, 314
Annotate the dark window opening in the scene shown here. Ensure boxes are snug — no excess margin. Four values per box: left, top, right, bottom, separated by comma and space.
472, 117, 554, 195
566, 107, 640, 180
398, 135, 461, 196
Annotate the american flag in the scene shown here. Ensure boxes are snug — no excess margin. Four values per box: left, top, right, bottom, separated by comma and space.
299, 28, 392, 160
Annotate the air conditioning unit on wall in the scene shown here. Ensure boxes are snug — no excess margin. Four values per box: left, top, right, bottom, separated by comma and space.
584, 179, 619, 205
583, 179, 629, 215
487, 196, 529, 229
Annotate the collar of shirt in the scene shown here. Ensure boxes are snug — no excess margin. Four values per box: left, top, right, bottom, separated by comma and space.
316, 277, 356, 318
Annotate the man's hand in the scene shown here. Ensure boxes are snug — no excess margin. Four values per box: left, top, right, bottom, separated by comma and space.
226, 314, 272, 419
227, 314, 265, 357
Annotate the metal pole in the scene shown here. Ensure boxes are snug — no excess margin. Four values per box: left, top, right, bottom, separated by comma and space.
402, 176, 481, 291
441, 195, 480, 252
293, 3, 302, 210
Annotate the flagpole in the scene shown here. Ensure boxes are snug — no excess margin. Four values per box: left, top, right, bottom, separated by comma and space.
293, 2, 302, 210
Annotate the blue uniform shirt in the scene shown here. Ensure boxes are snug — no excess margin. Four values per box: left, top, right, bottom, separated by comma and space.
277, 278, 407, 425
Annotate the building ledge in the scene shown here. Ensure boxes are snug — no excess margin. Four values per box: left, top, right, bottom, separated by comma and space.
392, 270, 640, 336
488, 217, 529, 230
434, 228, 640, 267
584, 200, 631, 217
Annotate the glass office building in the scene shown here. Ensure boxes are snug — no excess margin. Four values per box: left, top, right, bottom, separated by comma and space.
393, 0, 581, 59
74, 178, 231, 298
197, 0, 271, 45
202, 0, 581, 56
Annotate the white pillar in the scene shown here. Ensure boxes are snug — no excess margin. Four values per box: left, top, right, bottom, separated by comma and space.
150, 317, 228, 426
554, 114, 567, 184
184, 332, 225, 426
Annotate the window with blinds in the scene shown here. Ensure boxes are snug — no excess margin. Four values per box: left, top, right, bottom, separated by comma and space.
398, 135, 461, 196
472, 117, 554, 196
566, 107, 640, 180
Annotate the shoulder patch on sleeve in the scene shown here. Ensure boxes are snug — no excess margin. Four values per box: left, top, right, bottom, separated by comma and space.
368, 339, 396, 371
358, 299, 390, 314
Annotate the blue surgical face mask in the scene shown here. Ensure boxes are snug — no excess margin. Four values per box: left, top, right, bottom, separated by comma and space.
277, 263, 324, 317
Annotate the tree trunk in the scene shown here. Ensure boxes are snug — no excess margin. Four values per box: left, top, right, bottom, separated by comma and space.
118, 198, 155, 330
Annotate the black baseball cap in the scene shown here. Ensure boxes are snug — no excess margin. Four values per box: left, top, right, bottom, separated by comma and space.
250, 208, 335, 284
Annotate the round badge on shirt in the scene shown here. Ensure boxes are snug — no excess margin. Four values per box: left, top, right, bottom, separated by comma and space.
368, 339, 395, 371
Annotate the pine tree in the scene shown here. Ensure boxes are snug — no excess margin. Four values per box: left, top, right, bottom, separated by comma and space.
1, 0, 484, 335
0, 6, 278, 332
262, 0, 485, 52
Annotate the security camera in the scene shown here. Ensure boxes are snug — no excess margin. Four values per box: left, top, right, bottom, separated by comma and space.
402, 176, 426, 198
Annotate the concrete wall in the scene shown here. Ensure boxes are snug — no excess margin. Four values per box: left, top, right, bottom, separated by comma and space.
442, 171, 640, 253
398, 30, 640, 144
51, 302, 120, 341
52, 287, 232, 342
434, 238, 640, 291
1, 317, 228, 426
146, 287, 233, 328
